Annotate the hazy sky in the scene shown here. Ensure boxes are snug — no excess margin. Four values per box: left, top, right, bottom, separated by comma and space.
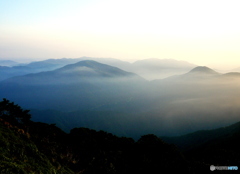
0, 0, 240, 69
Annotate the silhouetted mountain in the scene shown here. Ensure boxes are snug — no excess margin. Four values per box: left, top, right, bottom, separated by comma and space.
0, 99, 205, 173
162, 121, 240, 167
162, 121, 240, 150
0, 60, 19, 66
2, 99, 240, 173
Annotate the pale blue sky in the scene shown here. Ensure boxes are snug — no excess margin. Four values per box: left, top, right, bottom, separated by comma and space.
1, 0, 240, 69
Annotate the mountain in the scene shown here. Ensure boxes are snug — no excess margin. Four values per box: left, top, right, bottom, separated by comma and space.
2, 60, 240, 139
0, 57, 132, 81
0, 100, 206, 173
162, 121, 240, 167
0, 118, 192, 173
0, 120, 74, 173
0, 58, 79, 81
177, 66, 220, 80
151, 66, 221, 83
23, 57, 130, 72
151, 66, 221, 90
130, 58, 196, 80
55, 60, 135, 78
77, 57, 132, 71
2, 99, 240, 173
145, 66, 240, 137
0, 60, 19, 66
2, 60, 143, 86
162, 121, 240, 150
0, 65, 34, 81
187, 66, 219, 75
163, 66, 240, 82
0, 60, 147, 112
221, 72, 240, 79
0, 57, 197, 81
46, 58, 196, 80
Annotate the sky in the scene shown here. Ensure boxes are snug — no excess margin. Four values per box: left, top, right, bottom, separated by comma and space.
0, 0, 240, 69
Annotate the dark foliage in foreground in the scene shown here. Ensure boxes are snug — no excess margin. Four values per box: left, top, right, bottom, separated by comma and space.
1, 99, 238, 173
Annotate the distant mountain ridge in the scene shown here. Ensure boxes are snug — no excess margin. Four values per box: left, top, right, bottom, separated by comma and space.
2, 60, 143, 86
0, 60, 19, 66
162, 120, 240, 150
161, 120, 240, 167
55, 60, 136, 78
187, 66, 219, 75
130, 58, 196, 80
0, 57, 197, 81
160, 65, 240, 82
2, 60, 240, 138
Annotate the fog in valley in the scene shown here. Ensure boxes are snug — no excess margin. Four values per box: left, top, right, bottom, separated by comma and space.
1, 58, 240, 139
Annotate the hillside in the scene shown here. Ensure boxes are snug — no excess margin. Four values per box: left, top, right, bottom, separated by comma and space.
162, 121, 240, 167
162, 121, 240, 150
2, 98, 240, 173
0, 99, 193, 174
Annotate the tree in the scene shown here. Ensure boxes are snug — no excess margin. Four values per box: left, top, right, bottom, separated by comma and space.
0, 98, 31, 124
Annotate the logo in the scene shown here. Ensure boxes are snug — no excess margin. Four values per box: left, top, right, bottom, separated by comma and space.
210, 165, 215, 171
210, 165, 238, 171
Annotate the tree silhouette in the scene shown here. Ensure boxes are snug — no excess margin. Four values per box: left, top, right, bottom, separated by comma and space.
0, 98, 31, 124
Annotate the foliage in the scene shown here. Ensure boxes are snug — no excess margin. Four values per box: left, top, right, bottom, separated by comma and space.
0, 98, 31, 125
1, 98, 240, 173
0, 121, 74, 174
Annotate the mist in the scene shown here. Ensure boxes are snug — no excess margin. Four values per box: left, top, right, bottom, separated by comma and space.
1, 58, 240, 139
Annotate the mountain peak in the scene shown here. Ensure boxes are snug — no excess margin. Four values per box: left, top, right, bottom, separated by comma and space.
56, 60, 136, 78
188, 66, 219, 75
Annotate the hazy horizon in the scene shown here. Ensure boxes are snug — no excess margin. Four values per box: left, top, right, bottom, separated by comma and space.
1, 0, 240, 70
0, 57, 239, 72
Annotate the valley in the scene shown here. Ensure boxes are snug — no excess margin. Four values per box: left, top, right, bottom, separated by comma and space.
1, 58, 240, 139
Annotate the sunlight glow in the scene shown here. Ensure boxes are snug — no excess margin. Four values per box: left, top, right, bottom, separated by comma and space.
0, 0, 240, 69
